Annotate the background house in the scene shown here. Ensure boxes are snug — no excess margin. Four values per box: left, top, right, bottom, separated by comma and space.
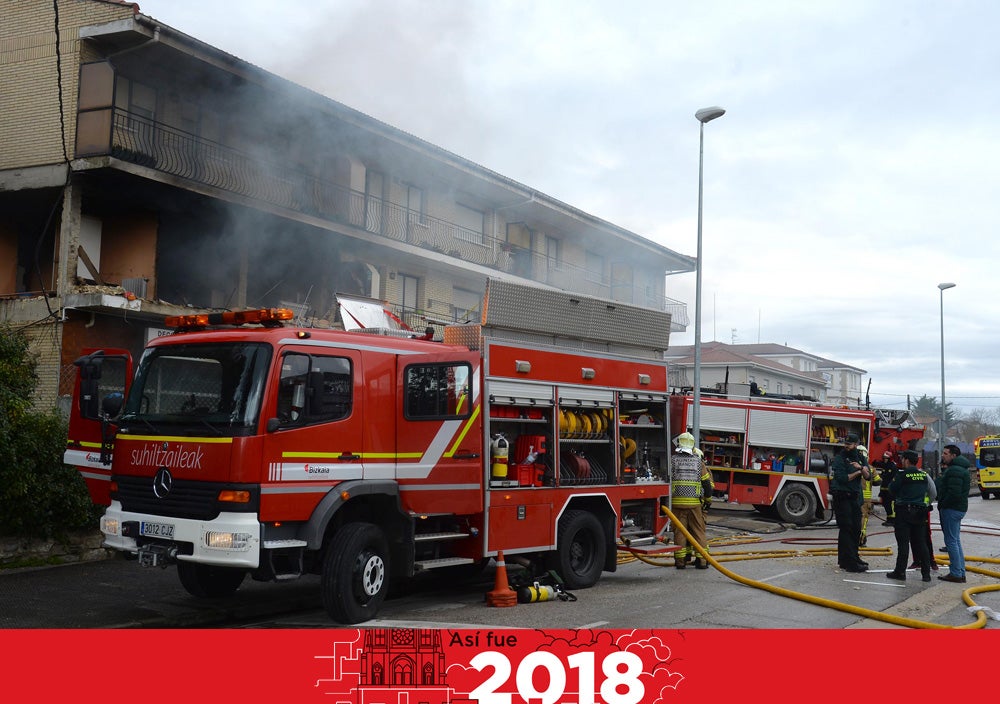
665, 341, 864, 406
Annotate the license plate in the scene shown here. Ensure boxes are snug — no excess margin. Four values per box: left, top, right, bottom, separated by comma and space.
140, 521, 175, 539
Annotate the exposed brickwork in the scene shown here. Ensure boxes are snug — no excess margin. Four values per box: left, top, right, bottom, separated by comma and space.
0, 0, 134, 171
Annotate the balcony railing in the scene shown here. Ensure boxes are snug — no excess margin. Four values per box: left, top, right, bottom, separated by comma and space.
102, 109, 687, 323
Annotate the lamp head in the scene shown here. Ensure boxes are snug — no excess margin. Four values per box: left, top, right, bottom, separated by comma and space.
938, 282, 956, 291
695, 106, 726, 123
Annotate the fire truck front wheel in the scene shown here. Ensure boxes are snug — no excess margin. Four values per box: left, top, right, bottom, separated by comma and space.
774, 485, 818, 525
550, 510, 606, 590
177, 562, 246, 598
321, 522, 390, 624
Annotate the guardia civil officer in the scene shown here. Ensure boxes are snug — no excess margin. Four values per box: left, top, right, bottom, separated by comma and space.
830, 432, 870, 572
886, 450, 932, 582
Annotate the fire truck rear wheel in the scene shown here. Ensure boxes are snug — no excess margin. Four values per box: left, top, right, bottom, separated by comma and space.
177, 562, 246, 598
774, 485, 817, 525
550, 510, 606, 590
321, 522, 389, 624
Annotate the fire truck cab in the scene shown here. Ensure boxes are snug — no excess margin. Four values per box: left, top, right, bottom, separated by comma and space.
72, 280, 676, 623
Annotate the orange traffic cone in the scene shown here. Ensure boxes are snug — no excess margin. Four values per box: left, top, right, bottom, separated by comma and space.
485, 550, 517, 607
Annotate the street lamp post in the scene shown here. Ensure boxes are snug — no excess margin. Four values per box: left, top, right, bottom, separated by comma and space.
938, 282, 956, 475
692, 106, 726, 446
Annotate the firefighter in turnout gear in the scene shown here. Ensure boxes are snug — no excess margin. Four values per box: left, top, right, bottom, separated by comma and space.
670, 433, 714, 569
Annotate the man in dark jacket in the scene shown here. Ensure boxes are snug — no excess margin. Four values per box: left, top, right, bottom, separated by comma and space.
885, 450, 932, 582
830, 432, 870, 572
937, 444, 971, 583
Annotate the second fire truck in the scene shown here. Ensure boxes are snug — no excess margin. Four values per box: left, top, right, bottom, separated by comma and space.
668, 393, 924, 525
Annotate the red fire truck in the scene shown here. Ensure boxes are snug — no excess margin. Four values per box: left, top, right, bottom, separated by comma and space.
668, 394, 923, 525
70, 280, 676, 623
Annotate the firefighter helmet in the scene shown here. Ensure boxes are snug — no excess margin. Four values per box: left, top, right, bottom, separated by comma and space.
675, 432, 696, 453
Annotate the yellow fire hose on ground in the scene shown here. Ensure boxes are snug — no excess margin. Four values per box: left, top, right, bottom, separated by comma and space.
617, 506, 1000, 629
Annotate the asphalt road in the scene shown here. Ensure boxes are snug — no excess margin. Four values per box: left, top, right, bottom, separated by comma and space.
2, 499, 998, 630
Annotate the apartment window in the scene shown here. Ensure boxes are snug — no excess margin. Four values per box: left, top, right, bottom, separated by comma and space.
585, 250, 603, 283
453, 287, 480, 322
546, 236, 561, 267
114, 77, 156, 153
777, 382, 783, 394
365, 170, 384, 233
400, 273, 419, 313
407, 185, 426, 224
455, 203, 484, 244
115, 76, 156, 120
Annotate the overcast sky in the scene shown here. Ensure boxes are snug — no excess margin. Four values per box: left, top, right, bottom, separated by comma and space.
136, 0, 999, 415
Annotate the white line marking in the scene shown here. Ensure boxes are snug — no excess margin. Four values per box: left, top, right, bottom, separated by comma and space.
758, 570, 798, 583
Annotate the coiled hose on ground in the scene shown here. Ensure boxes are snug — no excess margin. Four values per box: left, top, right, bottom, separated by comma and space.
617, 506, 1000, 629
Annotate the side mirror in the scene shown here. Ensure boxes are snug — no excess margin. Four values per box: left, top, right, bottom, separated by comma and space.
74, 352, 105, 420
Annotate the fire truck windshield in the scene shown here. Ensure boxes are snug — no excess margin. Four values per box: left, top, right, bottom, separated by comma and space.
120, 342, 272, 436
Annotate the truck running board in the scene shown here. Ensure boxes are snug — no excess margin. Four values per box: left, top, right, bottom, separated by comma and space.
414, 557, 476, 570
262, 539, 308, 549
262, 539, 306, 581
413, 531, 471, 542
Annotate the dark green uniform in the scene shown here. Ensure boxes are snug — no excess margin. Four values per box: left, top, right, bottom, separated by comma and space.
830, 448, 865, 570
887, 467, 932, 580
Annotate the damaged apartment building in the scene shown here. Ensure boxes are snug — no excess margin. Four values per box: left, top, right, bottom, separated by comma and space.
1, 0, 695, 410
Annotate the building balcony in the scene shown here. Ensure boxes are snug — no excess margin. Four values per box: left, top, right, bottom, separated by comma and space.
74, 108, 687, 325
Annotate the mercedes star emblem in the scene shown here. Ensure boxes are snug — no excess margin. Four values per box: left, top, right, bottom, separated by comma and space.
152, 467, 173, 498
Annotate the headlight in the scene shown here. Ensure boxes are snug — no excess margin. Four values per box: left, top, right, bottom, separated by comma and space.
204, 531, 252, 550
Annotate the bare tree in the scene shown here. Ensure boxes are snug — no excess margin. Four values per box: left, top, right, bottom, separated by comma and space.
955, 407, 1000, 443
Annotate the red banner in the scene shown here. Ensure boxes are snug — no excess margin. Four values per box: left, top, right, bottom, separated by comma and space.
2, 628, 996, 702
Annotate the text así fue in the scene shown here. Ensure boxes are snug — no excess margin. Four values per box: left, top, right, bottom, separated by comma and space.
449, 631, 517, 648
